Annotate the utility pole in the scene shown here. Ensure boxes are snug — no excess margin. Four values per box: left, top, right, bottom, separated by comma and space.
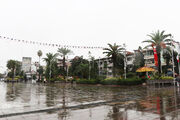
88, 51, 91, 80
98, 57, 100, 76
123, 43, 127, 79
171, 36, 175, 78
66, 56, 69, 82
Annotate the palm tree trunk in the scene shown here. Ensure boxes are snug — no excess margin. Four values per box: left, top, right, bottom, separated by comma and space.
63, 56, 66, 79
39, 56, 41, 81
157, 52, 161, 76
12, 68, 15, 80
112, 60, 116, 77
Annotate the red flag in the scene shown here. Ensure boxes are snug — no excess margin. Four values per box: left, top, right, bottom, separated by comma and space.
153, 46, 158, 67
177, 55, 179, 63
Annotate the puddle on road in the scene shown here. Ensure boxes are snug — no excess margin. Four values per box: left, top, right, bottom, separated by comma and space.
0, 82, 180, 120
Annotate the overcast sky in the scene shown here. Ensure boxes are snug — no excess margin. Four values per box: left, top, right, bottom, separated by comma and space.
0, 0, 180, 73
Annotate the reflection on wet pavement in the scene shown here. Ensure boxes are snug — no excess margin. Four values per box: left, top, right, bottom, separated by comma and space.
0, 82, 180, 120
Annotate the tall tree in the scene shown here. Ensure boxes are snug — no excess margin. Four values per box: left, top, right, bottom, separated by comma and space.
142, 30, 172, 75
37, 50, 43, 81
103, 43, 124, 77
57, 48, 72, 79
162, 46, 172, 73
133, 46, 145, 71
69, 56, 89, 79
7, 60, 21, 80
43, 53, 58, 80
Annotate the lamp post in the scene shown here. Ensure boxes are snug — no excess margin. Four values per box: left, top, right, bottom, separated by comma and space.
123, 43, 127, 79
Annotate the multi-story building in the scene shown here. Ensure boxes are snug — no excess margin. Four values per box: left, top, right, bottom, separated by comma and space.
143, 48, 166, 68
97, 57, 113, 77
22, 57, 32, 73
126, 51, 135, 71
96, 51, 135, 77
57, 59, 71, 68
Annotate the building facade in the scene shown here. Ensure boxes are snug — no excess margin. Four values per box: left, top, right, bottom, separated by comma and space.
22, 57, 32, 73
97, 57, 113, 77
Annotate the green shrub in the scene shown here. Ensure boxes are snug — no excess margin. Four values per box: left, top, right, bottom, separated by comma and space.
160, 76, 174, 80
7, 78, 12, 81
149, 75, 160, 80
100, 77, 143, 85
14, 77, 18, 81
15, 76, 21, 80
100, 77, 119, 85
96, 75, 106, 83
50, 77, 65, 82
126, 72, 136, 78
76, 79, 98, 84
118, 77, 142, 85
149, 75, 174, 80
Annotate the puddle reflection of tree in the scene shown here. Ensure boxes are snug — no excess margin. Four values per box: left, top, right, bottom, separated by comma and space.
6, 83, 28, 102
105, 91, 128, 120
58, 84, 70, 120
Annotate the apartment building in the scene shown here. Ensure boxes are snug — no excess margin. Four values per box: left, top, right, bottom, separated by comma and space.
97, 57, 113, 77
143, 48, 166, 68
22, 57, 32, 73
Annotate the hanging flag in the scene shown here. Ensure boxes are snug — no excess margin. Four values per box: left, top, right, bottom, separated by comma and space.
153, 46, 158, 67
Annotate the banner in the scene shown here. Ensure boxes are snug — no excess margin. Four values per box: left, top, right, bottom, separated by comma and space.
153, 46, 158, 67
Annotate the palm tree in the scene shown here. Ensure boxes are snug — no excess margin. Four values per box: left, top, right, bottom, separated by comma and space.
142, 30, 172, 75
57, 48, 72, 79
43, 53, 58, 80
103, 43, 124, 77
37, 50, 42, 81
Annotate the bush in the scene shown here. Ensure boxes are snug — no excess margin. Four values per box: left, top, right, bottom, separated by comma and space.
96, 75, 106, 84
76, 79, 99, 84
100, 77, 119, 85
100, 77, 143, 85
15, 76, 22, 80
149, 75, 160, 80
126, 72, 136, 78
7, 78, 12, 81
50, 76, 65, 82
160, 76, 174, 80
14, 77, 18, 81
149, 75, 174, 80
118, 77, 143, 85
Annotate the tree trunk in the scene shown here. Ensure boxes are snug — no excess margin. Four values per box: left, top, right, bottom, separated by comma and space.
39, 57, 41, 82
157, 52, 161, 76
112, 59, 116, 77
12, 68, 15, 80
63, 56, 66, 79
